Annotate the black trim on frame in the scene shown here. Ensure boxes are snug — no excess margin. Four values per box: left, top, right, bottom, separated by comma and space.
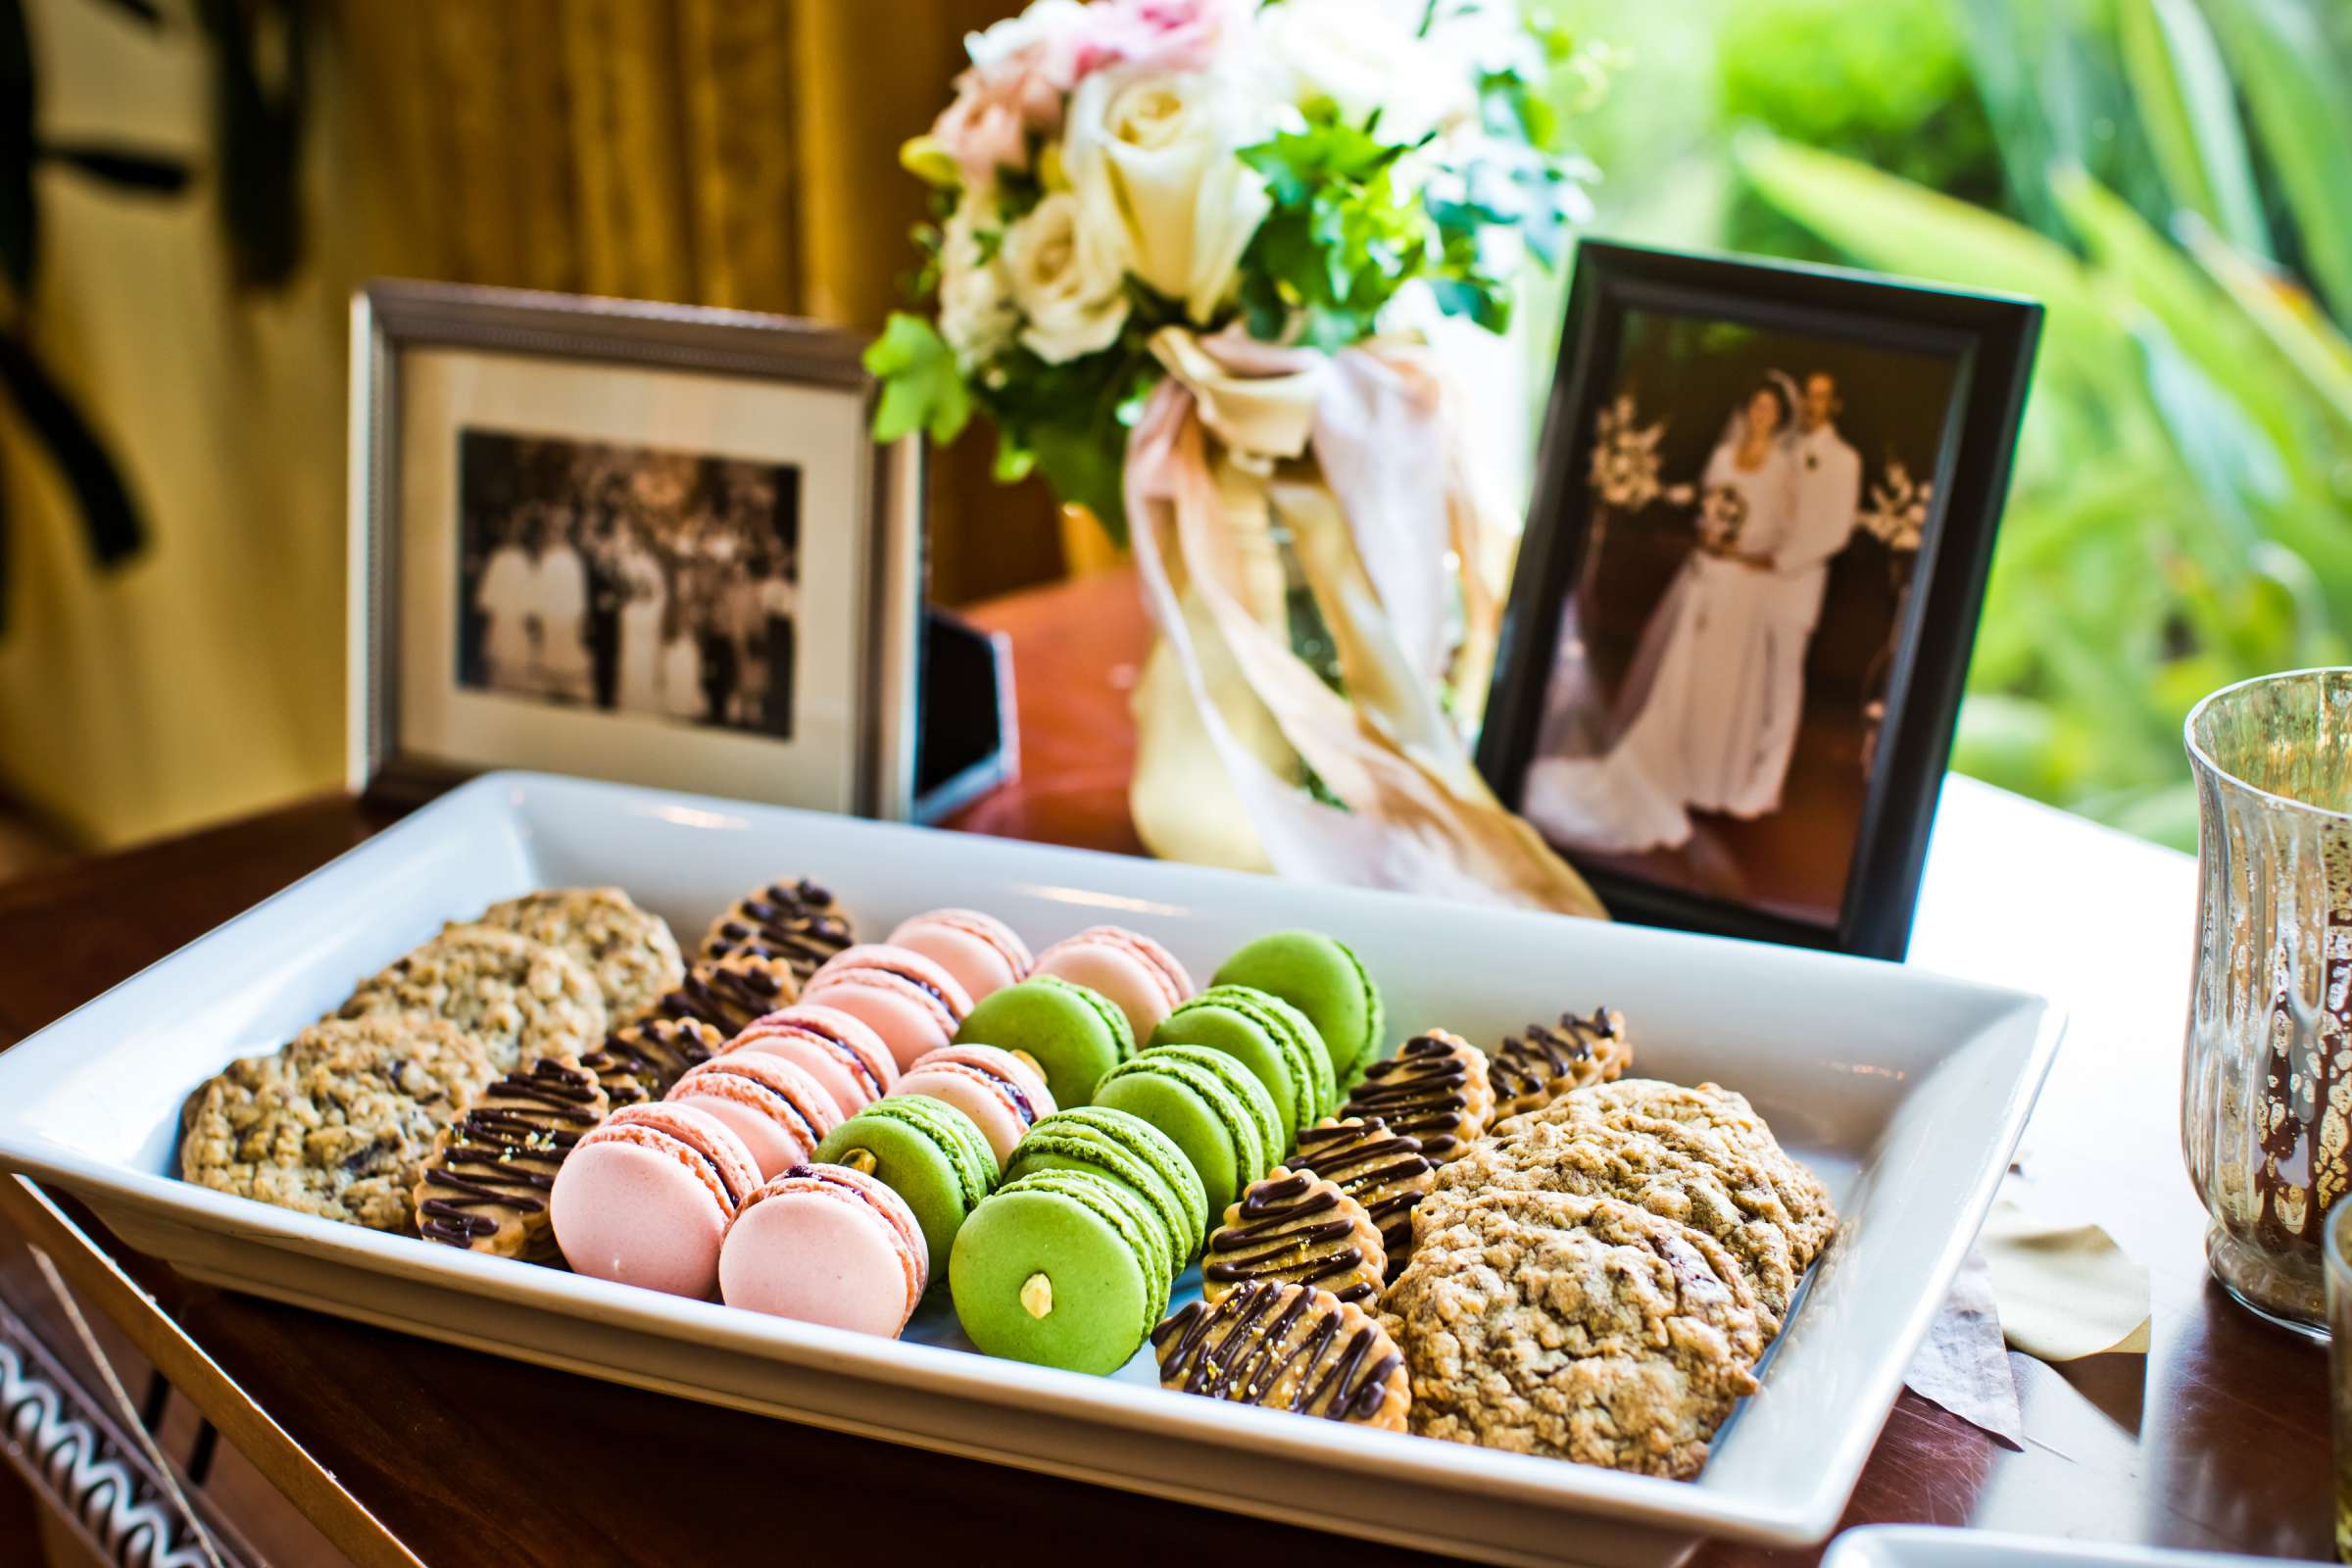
1477, 242, 2042, 959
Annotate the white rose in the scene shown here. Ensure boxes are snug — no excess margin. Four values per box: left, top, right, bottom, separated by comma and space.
936, 202, 1017, 369
964, 0, 1088, 72
1258, 0, 1470, 146
1064, 65, 1270, 324
1002, 191, 1131, 364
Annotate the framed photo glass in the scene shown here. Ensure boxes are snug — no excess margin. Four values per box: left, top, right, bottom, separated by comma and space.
349, 282, 923, 818
1480, 243, 2041, 957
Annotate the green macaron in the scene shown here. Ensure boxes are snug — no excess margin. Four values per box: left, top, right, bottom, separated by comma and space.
955, 976, 1135, 1108
1210, 930, 1385, 1080
951, 1168, 1171, 1375
1005, 1105, 1208, 1263
812, 1095, 999, 1280
1150, 984, 1336, 1150
1093, 1045, 1282, 1218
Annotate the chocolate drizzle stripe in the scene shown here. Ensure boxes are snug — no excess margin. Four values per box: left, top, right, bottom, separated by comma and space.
1343, 1036, 1473, 1152
1155, 1283, 1393, 1419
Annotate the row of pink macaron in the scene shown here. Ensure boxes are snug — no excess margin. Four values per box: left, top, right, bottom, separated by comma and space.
801, 908, 1193, 1069
539, 906, 1186, 1338
550, 1101, 932, 1338
547, 1000, 1065, 1336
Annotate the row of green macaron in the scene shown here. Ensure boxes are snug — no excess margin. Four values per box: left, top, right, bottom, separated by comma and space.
808, 929, 1384, 1372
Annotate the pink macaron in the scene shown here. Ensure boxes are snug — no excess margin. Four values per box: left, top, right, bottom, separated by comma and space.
550, 1102, 760, 1299
886, 908, 1033, 1004
1030, 925, 1194, 1043
801, 944, 974, 1072
894, 1045, 1058, 1162
724, 1004, 899, 1119
664, 1053, 841, 1181
719, 1162, 928, 1336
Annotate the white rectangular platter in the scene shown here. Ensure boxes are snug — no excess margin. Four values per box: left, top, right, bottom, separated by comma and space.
0, 773, 2061, 1568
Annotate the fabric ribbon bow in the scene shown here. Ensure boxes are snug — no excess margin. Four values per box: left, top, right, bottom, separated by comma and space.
1122, 324, 1605, 918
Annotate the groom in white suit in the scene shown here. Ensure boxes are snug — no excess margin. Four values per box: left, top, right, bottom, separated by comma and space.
1748, 371, 1863, 811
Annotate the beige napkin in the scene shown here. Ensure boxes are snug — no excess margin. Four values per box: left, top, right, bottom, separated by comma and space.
1979, 1197, 2152, 1359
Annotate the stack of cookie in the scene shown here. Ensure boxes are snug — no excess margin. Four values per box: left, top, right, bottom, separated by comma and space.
179, 882, 830, 1252
1381, 1076, 1835, 1479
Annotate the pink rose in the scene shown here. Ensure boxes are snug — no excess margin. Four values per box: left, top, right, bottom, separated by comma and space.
931, 0, 1250, 191
931, 60, 1065, 190
1078, 0, 1250, 76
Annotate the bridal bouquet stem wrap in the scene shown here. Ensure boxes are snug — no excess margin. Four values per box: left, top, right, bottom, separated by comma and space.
867, 0, 1608, 913
1127, 326, 1602, 911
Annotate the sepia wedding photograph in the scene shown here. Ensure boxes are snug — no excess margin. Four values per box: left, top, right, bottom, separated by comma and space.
1483, 244, 2039, 955
1517, 311, 1958, 927
455, 431, 804, 740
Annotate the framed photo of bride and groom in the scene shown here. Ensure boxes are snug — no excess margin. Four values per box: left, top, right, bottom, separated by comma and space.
348, 282, 924, 819
1481, 243, 2042, 958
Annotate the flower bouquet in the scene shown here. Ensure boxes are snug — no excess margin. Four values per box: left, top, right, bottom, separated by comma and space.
869, 0, 1607, 915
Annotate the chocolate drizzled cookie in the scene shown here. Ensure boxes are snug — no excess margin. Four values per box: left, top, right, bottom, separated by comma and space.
581, 1015, 725, 1106
1153, 1280, 1409, 1430
413, 1056, 611, 1258
1338, 1029, 1494, 1163
1204, 1166, 1386, 1305
1492, 1006, 1631, 1119
1292, 1116, 1435, 1265
702, 879, 854, 983
657, 952, 800, 1038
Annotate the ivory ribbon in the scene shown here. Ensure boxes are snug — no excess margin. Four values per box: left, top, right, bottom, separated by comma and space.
1124, 325, 1605, 917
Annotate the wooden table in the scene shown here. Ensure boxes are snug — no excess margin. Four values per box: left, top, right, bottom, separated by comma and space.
0, 569, 2332, 1567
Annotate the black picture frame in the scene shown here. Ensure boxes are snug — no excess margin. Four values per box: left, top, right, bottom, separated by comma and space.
1478, 242, 2042, 959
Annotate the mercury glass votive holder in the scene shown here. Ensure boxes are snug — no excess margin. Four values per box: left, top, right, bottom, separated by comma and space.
2328, 1197, 2352, 1559
2182, 667, 2352, 1335
2182, 668, 2352, 1338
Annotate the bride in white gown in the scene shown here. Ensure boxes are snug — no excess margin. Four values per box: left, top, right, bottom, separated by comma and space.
1524, 379, 1803, 854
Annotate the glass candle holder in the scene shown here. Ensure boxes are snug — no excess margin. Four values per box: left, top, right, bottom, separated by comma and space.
2182, 667, 2352, 1338
2329, 1198, 2352, 1560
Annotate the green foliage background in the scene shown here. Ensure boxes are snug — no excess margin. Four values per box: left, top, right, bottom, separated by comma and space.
1541, 0, 2352, 850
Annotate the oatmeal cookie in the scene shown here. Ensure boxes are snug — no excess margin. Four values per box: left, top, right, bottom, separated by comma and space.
338, 924, 608, 1074
1384, 1188, 1762, 1478
701, 878, 855, 983
1514, 1080, 1837, 1262
1439, 1117, 1801, 1332
1154, 1280, 1410, 1431
1490, 1007, 1631, 1119
473, 888, 683, 1024
179, 1012, 494, 1230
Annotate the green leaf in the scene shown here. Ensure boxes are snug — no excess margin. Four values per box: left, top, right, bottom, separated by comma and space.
991, 427, 1035, 484
1028, 421, 1126, 543
2204, 0, 2352, 323
863, 312, 971, 446
0, 326, 145, 567
2116, 0, 2272, 257
2184, 220, 2352, 444
2049, 167, 2307, 470
1735, 130, 2132, 400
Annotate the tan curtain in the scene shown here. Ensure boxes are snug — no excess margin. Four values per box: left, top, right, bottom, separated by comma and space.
0, 0, 1055, 851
